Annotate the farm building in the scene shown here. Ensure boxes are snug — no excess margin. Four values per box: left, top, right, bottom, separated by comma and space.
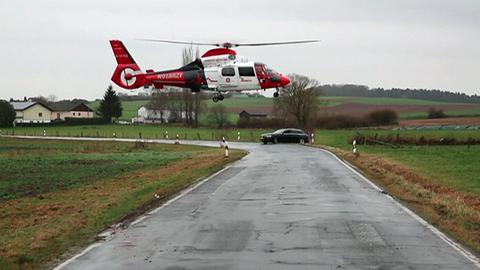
239, 110, 268, 120
133, 106, 194, 124
48, 101, 94, 120
10, 101, 53, 123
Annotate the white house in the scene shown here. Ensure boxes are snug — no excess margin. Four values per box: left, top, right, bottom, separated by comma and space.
133, 106, 194, 124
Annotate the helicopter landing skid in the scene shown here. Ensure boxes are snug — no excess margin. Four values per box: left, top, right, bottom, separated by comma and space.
273, 87, 280, 98
212, 90, 224, 103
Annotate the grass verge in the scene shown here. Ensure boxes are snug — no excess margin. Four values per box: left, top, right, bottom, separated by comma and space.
0, 138, 246, 270
1, 125, 270, 143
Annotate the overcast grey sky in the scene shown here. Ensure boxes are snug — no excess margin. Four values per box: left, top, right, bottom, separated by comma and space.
1, 0, 479, 100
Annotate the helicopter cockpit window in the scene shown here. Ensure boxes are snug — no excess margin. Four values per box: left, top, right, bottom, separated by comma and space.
265, 67, 279, 76
238, 67, 255, 77
221, 67, 235, 77
265, 66, 281, 82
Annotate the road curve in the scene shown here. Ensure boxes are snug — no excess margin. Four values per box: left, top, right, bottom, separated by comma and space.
25, 137, 476, 270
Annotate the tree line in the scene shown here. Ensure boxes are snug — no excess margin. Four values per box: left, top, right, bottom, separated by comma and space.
316, 84, 480, 104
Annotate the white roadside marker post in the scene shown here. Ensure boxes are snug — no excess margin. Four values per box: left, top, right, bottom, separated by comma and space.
353, 139, 357, 154
165, 131, 169, 140
175, 134, 180, 144
311, 133, 315, 144
237, 131, 240, 141
43, 129, 46, 137
223, 138, 229, 158
113, 132, 116, 138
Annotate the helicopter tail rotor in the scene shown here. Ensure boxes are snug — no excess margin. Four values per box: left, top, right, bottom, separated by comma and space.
110, 40, 146, 89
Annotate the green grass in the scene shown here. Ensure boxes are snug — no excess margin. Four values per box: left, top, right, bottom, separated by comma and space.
399, 112, 429, 119
315, 129, 480, 150
2, 125, 271, 142
366, 145, 480, 194
315, 129, 480, 195
446, 106, 480, 117
0, 137, 245, 270
0, 138, 190, 201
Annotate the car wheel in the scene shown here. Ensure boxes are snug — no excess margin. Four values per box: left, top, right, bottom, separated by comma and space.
299, 138, 305, 145
273, 137, 278, 144
262, 141, 267, 145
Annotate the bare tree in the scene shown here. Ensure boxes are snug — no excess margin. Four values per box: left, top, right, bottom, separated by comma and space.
274, 74, 319, 128
31, 95, 48, 104
208, 104, 228, 128
181, 45, 201, 127
47, 94, 58, 102
147, 90, 169, 122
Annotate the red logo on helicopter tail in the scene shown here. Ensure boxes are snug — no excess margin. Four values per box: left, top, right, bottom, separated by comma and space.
110, 40, 146, 89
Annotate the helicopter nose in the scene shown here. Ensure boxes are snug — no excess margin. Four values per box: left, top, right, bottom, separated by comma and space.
280, 75, 290, 86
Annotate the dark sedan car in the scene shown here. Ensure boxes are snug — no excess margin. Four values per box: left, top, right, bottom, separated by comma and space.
260, 128, 310, 144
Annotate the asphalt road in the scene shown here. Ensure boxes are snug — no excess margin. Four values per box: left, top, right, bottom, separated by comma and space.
45, 138, 479, 270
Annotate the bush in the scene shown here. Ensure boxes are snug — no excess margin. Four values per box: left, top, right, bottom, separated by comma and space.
367, 109, 398, 125
428, 107, 447, 119
351, 134, 480, 146
16, 117, 109, 127
64, 117, 109, 125
237, 109, 399, 130
237, 118, 297, 129
0, 100, 16, 127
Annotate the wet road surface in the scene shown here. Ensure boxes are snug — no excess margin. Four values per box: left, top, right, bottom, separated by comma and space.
43, 139, 479, 270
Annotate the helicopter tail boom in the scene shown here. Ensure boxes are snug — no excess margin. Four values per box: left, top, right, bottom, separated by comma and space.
110, 40, 146, 89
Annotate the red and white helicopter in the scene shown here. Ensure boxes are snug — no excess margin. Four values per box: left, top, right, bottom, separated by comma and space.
109, 39, 318, 102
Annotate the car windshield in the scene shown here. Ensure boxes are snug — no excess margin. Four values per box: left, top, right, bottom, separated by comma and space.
273, 129, 286, 134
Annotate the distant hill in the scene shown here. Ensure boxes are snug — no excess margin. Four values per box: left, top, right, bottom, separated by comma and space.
316, 84, 480, 104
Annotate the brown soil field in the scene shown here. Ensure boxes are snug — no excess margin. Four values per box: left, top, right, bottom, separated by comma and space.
224, 103, 478, 117
399, 117, 480, 126
317, 103, 478, 116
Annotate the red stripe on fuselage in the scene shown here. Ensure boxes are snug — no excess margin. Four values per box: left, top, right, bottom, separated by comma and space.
145, 69, 207, 89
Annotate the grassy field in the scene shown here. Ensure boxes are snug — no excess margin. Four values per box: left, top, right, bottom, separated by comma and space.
315, 129, 480, 150
1, 125, 271, 142
399, 107, 480, 119
318, 96, 456, 106
316, 128, 480, 194
0, 137, 245, 270
88, 96, 480, 123
316, 129, 480, 193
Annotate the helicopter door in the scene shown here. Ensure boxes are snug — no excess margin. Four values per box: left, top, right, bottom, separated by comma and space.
219, 66, 238, 89
238, 66, 257, 90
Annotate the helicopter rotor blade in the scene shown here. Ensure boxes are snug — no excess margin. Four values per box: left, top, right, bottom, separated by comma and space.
136, 38, 220, 47
232, 40, 320, 47
137, 38, 320, 48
